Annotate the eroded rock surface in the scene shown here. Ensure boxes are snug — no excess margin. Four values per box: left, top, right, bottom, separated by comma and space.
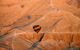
0, 0, 80, 50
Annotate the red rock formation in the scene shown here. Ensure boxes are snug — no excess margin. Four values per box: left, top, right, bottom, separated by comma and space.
0, 0, 80, 50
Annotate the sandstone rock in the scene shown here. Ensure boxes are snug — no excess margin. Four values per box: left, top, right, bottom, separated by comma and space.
0, 0, 80, 50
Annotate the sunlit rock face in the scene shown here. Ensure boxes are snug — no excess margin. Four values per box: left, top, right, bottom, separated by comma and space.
0, 0, 80, 50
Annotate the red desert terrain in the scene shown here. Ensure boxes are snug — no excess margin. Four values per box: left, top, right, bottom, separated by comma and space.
0, 0, 80, 50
